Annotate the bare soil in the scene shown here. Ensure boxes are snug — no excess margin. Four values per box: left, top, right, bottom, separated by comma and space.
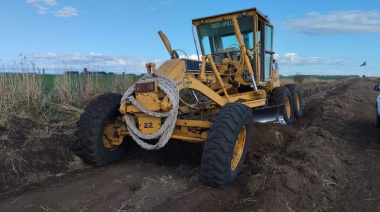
1, 77, 380, 211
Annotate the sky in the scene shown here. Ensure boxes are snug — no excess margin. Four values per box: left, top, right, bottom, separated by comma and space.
1, 0, 380, 76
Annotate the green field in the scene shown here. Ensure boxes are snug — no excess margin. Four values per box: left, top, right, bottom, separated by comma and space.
42, 74, 141, 92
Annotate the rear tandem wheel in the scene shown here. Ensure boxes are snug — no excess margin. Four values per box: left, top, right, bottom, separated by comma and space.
270, 86, 295, 125
285, 84, 303, 119
200, 103, 253, 188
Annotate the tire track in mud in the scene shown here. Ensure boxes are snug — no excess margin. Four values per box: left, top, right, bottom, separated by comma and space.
2, 78, 380, 211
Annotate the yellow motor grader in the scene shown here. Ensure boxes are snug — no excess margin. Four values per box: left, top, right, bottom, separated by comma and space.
75, 8, 303, 188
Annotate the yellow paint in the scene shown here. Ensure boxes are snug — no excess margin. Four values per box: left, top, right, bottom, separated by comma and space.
175, 119, 212, 128
138, 116, 161, 134
160, 95, 172, 111
112, 8, 285, 146
231, 126, 246, 170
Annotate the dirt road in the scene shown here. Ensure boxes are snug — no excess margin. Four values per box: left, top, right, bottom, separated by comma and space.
1, 77, 380, 211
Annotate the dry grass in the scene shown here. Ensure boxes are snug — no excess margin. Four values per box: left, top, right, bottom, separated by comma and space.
262, 154, 279, 172
0, 73, 46, 117
0, 72, 135, 123
281, 77, 337, 85
52, 73, 135, 107
247, 174, 269, 195
293, 74, 305, 84
302, 77, 336, 84
0, 60, 137, 195
280, 77, 294, 85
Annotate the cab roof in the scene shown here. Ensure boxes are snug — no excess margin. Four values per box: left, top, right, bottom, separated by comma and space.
192, 7, 270, 26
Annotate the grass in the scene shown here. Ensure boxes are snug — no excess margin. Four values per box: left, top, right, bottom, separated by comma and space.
0, 72, 137, 123
0, 68, 139, 194
0, 69, 358, 123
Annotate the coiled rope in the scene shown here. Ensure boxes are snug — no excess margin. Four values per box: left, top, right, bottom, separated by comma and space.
120, 73, 179, 150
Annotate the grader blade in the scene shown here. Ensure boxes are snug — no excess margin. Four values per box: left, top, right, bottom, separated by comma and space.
252, 106, 286, 124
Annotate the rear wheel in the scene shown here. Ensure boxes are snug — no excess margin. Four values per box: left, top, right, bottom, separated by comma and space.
271, 86, 295, 125
74, 93, 132, 166
200, 103, 253, 188
285, 84, 303, 119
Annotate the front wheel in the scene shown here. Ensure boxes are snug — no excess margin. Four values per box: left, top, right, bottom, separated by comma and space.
74, 93, 132, 166
200, 103, 253, 188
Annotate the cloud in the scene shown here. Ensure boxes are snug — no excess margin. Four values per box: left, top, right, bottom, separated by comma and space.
179, 54, 200, 60
44, 0, 57, 5
54, 6, 78, 18
26, 0, 57, 5
16, 53, 160, 74
26, 0, 57, 15
272, 53, 362, 76
274, 52, 351, 66
159, 0, 176, 4
285, 10, 380, 35
26, 0, 78, 18
34, 5, 49, 14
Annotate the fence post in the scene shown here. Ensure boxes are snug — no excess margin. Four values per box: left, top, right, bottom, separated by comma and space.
83, 68, 88, 92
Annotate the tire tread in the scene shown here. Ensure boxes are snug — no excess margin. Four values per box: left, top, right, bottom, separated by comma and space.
200, 103, 253, 188
74, 93, 130, 166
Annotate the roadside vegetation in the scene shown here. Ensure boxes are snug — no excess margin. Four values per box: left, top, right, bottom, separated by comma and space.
0, 68, 359, 124
0, 64, 138, 196
280, 74, 358, 84
280, 74, 360, 98
0, 70, 137, 125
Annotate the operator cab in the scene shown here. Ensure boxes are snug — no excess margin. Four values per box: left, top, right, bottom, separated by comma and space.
192, 8, 275, 83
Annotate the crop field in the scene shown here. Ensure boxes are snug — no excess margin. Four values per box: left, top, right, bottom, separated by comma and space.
1, 74, 380, 211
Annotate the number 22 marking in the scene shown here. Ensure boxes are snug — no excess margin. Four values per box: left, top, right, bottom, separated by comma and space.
144, 122, 153, 128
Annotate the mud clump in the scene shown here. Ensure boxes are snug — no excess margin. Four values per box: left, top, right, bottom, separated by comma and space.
0, 116, 77, 199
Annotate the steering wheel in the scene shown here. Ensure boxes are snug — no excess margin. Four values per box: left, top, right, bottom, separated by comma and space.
224, 44, 241, 60
225, 44, 240, 52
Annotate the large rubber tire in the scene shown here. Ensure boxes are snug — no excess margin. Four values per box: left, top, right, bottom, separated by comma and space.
200, 103, 253, 188
74, 93, 132, 166
376, 103, 380, 128
285, 84, 303, 119
270, 86, 295, 125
